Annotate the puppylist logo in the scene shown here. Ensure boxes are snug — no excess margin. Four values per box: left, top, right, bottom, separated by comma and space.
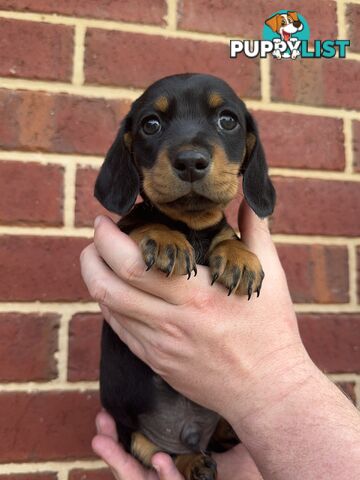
230, 10, 350, 60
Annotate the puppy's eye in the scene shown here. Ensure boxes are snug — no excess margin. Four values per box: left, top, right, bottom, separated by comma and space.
142, 116, 161, 135
218, 111, 238, 131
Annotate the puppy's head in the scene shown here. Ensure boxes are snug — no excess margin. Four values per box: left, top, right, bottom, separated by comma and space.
95, 74, 275, 226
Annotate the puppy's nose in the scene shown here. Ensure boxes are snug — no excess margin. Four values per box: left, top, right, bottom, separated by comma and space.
293, 20, 301, 28
172, 150, 210, 182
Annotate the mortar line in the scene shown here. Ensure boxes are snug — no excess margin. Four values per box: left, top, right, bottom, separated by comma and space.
348, 244, 358, 306
328, 373, 360, 382
344, 117, 355, 173
0, 460, 105, 475
337, 0, 347, 39
165, 0, 178, 30
56, 312, 72, 382
63, 161, 76, 228
0, 381, 99, 392
72, 24, 86, 86
260, 57, 271, 103
1, 76, 360, 120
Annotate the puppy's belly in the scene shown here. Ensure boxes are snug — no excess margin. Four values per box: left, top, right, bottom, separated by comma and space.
138, 375, 220, 454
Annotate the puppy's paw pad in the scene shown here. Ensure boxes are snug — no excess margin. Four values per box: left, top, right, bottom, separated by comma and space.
191, 456, 217, 480
209, 240, 264, 298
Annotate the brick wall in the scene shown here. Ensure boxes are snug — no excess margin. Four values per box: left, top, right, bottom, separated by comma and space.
0, 1, 359, 477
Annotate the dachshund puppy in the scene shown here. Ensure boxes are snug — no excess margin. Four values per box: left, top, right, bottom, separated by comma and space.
95, 73, 275, 480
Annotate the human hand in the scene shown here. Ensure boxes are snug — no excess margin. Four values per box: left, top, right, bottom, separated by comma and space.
81, 200, 311, 424
93, 410, 263, 480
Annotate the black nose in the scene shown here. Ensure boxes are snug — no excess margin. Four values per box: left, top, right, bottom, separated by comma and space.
172, 150, 210, 182
293, 20, 301, 28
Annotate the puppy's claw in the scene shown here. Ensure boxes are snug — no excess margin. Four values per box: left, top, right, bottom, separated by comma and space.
193, 264, 198, 277
256, 287, 260, 297
145, 258, 155, 271
228, 286, 234, 296
211, 273, 219, 286
247, 283, 253, 301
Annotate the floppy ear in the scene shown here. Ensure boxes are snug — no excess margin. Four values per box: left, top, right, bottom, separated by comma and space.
94, 114, 140, 215
288, 11, 299, 22
241, 110, 276, 218
265, 14, 281, 32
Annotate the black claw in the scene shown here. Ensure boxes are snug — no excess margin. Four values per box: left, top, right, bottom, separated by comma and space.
211, 273, 219, 286
145, 257, 155, 271
193, 264, 197, 276
165, 244, 175, 277
256, 287, 260, 297
248, 284, 253, 300
185, 252, 192, 279
228, 286, 234, 296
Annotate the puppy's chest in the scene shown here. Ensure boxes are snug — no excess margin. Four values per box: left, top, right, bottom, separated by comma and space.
185, 229, 214, 266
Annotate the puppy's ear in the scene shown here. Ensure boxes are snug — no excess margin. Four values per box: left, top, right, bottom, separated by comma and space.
241, 110, 276, 218
288, 11, 299, 22
265, 14, 281, 32
94, 114, 139, 215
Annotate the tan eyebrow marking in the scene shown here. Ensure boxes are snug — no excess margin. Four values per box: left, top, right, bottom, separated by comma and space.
154, 96, 169, 112
208, 92, 224, 108
124, 132, 132, 150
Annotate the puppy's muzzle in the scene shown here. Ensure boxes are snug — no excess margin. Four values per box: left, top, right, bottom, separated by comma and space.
171, 149, 210, 182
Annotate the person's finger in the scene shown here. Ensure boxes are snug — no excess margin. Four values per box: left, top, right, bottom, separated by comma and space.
93, 215, 211, 305
92, 434, 148, 480
95, 410, 118, 442
152, 452, 185, 480
238, 200, 281, 270
81, 243, 172, 324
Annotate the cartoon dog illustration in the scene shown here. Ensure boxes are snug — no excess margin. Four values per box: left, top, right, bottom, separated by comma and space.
265, 11, 303, 59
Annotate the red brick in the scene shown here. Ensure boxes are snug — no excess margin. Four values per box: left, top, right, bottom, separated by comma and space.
0, 0, 166, 25
75, 167, 119, 227
346, 3, 360, 52
357, 247, 360, 303
68, 313, 102, 381
277, 244, 349, 304
271, 59, 360, 110
0, 391, 99, 462
0, 475, 57, 480
69, 469, 113, 480
254, 111, 345, 170
298, 314, 360, 372
85, 30, 260, 97
353, 120, 360, 172
178, 0, 337, 40
270, 177, 360, 236
0, 313, 59, 381
336, 382, 357, 405
0, 89, 130, 155
0, 161, 63, 226
0, 236, 91, 301
0, 19, 73, 81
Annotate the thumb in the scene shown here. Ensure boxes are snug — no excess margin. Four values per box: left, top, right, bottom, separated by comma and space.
152, 452, 184, 479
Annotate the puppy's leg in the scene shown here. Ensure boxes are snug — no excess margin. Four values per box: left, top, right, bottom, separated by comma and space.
208, 227, 264, 298
131, 431, 161, 467
207, 417, 240, 453
174, 453, 217, 480
130, 223, 197, 277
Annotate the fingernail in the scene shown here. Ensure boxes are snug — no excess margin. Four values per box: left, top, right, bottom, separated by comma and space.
94, 216, 103, 228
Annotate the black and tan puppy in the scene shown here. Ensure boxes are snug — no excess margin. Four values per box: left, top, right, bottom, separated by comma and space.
95, 73, 275, 479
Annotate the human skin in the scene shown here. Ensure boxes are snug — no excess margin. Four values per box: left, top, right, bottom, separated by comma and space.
81, 201, 360, 479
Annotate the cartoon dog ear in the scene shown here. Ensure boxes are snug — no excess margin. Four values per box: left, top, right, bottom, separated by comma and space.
288, 11, 299, 22
94, 114, 140, 215
265, 13, 281, 32
241, 110, 276, 218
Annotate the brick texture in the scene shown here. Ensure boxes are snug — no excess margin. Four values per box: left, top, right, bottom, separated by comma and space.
0, 89, 130, 155
277, 244, 349, 304
254, 112, 345, 170
0, 392, 99, 462
85, 30, 260, 97
0, 313, 59, 381
0, 475, 57, 480
270, 177, 360, 236
178, 0, 338, 40
357, 247, 360, 304
0, 19, 73, 81
0, 236, 90, 301
299, 314, 360, 372
353, 120, 360, 172
68, 313, 102, 381
69, 469, 113, 480
271, 59, 360, 110
346, 3, 360, 53
0, 161, 63, 226
0, 0, 167, 25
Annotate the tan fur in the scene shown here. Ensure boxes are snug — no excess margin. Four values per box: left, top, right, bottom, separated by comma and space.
131, 431, 161, 467
208, 228, 264, 296
175, 453, 217, 480
124, 132, 132, 150
208, 92, 224, 108
288, 11, 299, 22
154, 96, 169, 113
130, 223, 196, 276
265, 13, 282, 32
142, 145, 240, 230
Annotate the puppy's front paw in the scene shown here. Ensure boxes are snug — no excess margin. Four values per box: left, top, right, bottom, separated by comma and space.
130, 225, 197, 278
190, 455, 217, 480
209, 239, 264, 298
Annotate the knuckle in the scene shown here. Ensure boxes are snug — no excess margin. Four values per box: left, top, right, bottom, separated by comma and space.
123, 257, 145, 282
88, 277, 109, 304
